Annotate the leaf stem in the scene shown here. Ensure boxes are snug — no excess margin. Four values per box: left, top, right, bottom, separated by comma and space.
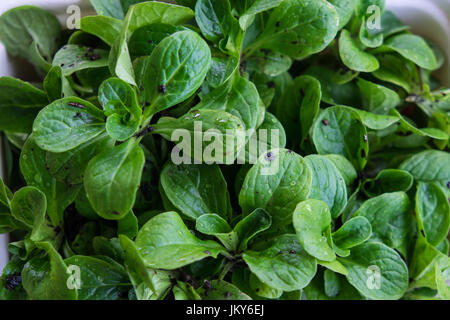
219, 261, 235, 281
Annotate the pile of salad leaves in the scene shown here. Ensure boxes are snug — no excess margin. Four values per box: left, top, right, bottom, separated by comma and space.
0, 0, 449, 301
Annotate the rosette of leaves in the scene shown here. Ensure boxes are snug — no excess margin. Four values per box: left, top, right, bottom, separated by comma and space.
0, 0, 448, 301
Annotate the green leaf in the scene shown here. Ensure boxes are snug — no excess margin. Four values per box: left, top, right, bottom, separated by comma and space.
276, 75, 321, 144
120, 235, 174, 300
0, 6, 61, 63
53, 45, 109, 76
109, 5, 136, 86
390, 109, 449, 141
318, 260, 348, 276
80, 15, 123, 46
338, 105, 400, 130
0, 256, 27, 300
372, 53, 419, 93
243, 234, 317, 291
357, 78, 401, 114
129, 23, 185, 58
328, 0, 358, 29
206, 55, 239, 88
339, 29, 379, 73
305, 155, 347, 219
118, 211, 139, 240
196, 209, 272, 253
64, 255, 130, 300
33, 97, 105, 153
44, 66, 76, 102
239, 149, 312, 228
234, 208, 272, 252
22, 242, 77, 300
354, 192, 413, 256
358, 16, 383, 48
293, 199, 336, 262
238, 0, 283, 30
46, 133, 115, 185
127, 1, 194, 33
153, 109, 247, 164
10, 186, 46, 228
332, 216, 372, 249
135, 211, 226, 269
415, 182, 450, 247
324, 269, 341, 297
340, 242, 408, 300
383, 34, 438, 70
160, 162, 232, 220
410, 234, 450, 291
304, 270, 362, 300
197, 75, 261, 131
84, 139, 145, 220
245, 111, 287, 164
249, 50, 292, 77
323, 154, 357, 188
195, 0, 239, 43
196, 214, 238, 251
312, 106, 368, 171
362, 169, 414, 197
145, 30, 211, 115
0, 77, 48, 133
173, 281, 202, 300
89, 0, 140, 20
20, 136, 82, 226
399, 150, 450, 193
197, 279, 251, 300
249, 0, 339, 59
304, 65, 362, 106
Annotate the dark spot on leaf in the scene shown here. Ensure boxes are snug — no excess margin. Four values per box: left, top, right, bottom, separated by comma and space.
276, 21, 281, 27
265, 152, 274, 162
68, 102, 85, 109
60, 63, 65, 67
202, 280, 212, 290
225, 292, 231, 299
90, 54, 101, 61
267, 81, 275, 88
168, 170, 173, 177
260, 48, 271, 56
68, 63, 75, 68
158, 84, 166, 93
112, 211, 120, 216
291, 41, 298, 45
361, 149, 366, 158
289, 250, 296, 254
363, 135, 368, 142
322, 119, 329, 126
239, 61, 247, 75
447, 182, 450, 189
5, 272, 21, 290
